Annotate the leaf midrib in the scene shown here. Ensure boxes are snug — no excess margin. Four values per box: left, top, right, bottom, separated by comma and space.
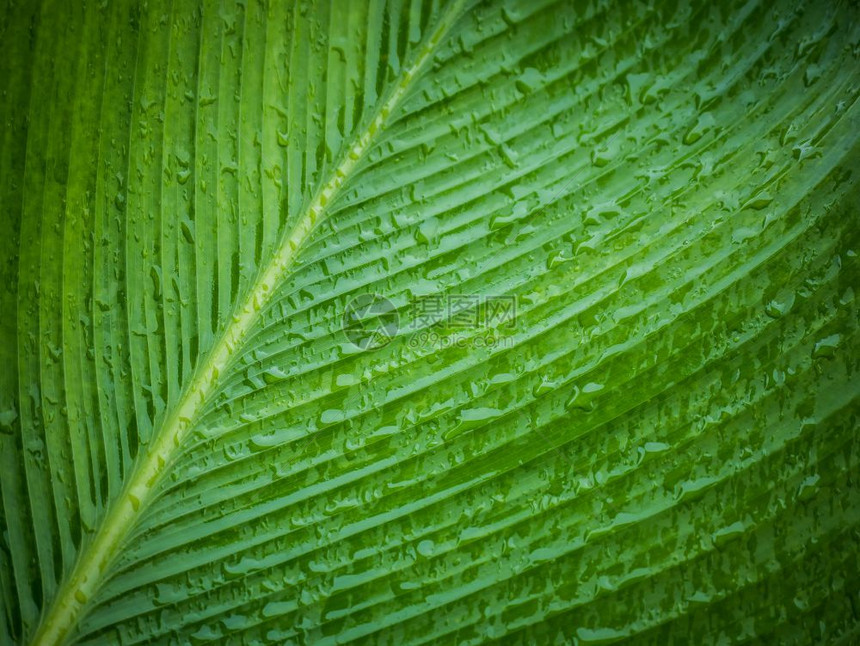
29, 3, 467, 644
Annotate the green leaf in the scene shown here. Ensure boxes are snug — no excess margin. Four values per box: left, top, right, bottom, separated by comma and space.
1, 0, 859, 644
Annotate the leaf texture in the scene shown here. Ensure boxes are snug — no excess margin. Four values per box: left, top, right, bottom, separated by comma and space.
1, 0, 859, 644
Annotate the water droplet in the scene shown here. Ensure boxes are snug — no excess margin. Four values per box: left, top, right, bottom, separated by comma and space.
262, 367, 288, 384
417, 539, 435, 557
320, 409, 344, 425
765, 291, 795, 318
804, 64, 822, 86
683, 112, 716, 145
181, 220, 195, 243
812, 334, 840, 358
744, 193, 773, 210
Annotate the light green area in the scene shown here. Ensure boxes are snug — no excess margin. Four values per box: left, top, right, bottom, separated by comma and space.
0, 0, 858, 644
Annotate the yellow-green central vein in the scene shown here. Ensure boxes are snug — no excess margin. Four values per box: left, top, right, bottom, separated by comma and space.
29, 3, 467, 644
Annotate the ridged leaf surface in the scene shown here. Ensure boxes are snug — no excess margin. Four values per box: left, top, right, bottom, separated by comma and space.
1, 0, 859, 644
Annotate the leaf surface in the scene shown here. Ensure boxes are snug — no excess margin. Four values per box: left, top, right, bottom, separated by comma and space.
1, 0, 859, 644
